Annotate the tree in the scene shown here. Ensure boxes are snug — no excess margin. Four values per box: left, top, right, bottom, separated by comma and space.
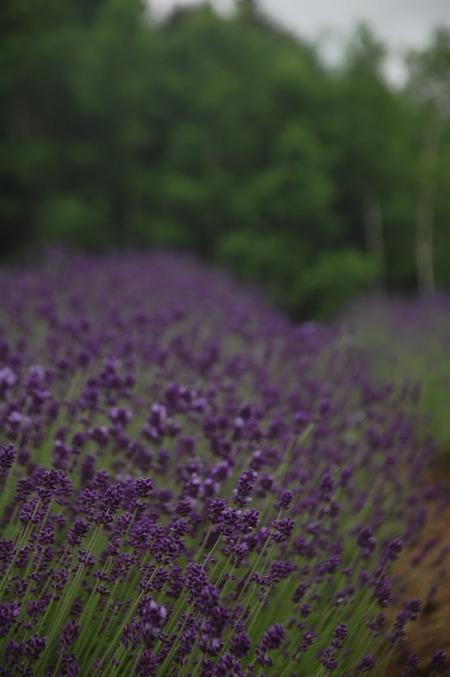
406, 28, 450, 293
235, 0, 259, 19
336, 24, 399, 288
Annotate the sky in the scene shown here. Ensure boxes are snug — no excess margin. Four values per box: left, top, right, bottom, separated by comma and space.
152, 0, 450, 82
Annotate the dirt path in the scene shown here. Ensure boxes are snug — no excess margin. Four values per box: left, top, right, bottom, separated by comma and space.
391, 461, 450, 675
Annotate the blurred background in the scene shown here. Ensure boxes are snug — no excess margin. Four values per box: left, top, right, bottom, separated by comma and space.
1, 0, 450, 319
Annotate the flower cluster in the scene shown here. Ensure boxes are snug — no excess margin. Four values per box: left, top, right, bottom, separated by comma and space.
0, 252, 447, 675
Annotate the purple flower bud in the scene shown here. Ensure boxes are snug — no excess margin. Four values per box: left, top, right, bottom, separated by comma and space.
386, 537, 404, 561
431, 650, 448, 673
260, 624, 285, 650
334, 623, 348, 640
233, 469, 258, 507
0, 444, 16, 477
0, 367, 16, 393
24, 634, 46, 659
355, 655, 376, 673
0, 602, 20, 638
358, 527, 377, 555
321, 647, 338, 671
278, 489, 293, 510
230, 631, 251, 657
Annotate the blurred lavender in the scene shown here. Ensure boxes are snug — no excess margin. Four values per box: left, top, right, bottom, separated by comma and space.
346, 294, 450, 451
0, 253, 447, 675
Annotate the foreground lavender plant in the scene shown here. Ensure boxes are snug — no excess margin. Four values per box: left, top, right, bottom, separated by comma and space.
0, 253, 447, 676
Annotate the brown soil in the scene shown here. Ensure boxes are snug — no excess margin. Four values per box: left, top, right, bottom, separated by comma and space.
390, 460, 450, 675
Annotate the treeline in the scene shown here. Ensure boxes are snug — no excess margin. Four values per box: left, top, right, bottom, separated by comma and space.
1, 0, 450, 317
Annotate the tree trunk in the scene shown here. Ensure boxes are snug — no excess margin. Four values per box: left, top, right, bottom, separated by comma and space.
416, 115, 441, 295
363, 193, 385, 289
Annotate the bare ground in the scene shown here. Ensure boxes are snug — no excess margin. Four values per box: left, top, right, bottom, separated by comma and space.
390, 460, 450, 675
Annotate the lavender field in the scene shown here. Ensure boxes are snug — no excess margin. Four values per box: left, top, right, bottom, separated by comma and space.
0, 253, 448, 676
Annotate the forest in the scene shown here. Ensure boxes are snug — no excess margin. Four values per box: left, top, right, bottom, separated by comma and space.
1, 0, 449, 318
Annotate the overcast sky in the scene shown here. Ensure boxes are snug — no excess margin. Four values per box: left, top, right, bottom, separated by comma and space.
153, 0, 450, 82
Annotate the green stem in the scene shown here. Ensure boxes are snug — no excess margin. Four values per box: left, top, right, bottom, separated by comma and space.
92, 565, 157, 674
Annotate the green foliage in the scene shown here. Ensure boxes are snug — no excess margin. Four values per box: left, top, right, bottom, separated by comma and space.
36, 194, 110, 248
217, 230, 306, 310
217, 234, 377, 319
1, 2, 450, 317
302, 250, 379, 319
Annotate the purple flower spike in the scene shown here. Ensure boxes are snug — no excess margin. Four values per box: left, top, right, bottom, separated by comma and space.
431, 650, 448, 673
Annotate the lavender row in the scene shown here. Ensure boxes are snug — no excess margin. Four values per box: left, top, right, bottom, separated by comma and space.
0, 253, 447, 676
